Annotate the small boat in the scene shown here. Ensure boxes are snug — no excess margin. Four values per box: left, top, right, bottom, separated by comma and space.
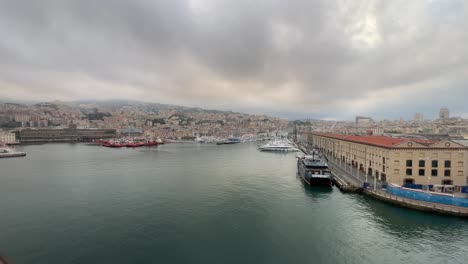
297, 154, 333, 186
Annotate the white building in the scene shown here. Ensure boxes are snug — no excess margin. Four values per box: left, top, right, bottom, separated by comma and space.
0, 130, 16, 144
371, 127, 384, 135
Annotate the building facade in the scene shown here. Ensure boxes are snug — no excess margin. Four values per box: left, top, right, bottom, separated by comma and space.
0, 130, 16, 144
310, 133, 468, 188
19, 128, 116, 142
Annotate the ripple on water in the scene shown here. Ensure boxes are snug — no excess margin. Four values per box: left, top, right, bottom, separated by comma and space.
0, 143, 467, 264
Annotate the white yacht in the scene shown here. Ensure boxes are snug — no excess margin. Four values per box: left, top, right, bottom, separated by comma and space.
258, 139, 299, 152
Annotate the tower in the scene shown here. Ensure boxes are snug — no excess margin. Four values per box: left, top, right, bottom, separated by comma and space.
439, 107, 449, 120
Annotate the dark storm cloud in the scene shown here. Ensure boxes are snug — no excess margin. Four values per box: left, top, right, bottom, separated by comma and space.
0, 0, 467, 119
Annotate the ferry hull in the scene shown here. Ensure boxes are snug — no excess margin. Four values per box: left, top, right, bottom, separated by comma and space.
300, 173, 333, 186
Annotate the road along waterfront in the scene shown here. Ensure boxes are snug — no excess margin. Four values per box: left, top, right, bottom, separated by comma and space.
0, 143, 467, 264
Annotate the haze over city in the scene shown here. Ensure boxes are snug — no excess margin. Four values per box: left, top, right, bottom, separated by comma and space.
1, 0, 467, 120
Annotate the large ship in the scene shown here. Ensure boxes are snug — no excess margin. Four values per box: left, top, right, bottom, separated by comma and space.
297, 154, 333, 186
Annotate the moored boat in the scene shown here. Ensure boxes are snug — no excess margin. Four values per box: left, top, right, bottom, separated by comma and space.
216, 137, 241, 145
297, 154, 333, 186
258, 139, 299, 152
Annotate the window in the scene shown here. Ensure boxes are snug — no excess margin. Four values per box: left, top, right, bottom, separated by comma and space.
406, 160, 413, 167
406, 169, 412, 176
382, 157, 385, 164
394, 169, 400, 175
394, 160, 400, 166
431, 160, 438, 168
419, 160, 425, 167
431, 169, 438, 176
442, 179, 452, 185
444, 160, 451, 168
458, 161, 464, 167
382, 165, 385, 172
458, 171, 463, 176
444, 170, 450, 177
418, 169, 425, 176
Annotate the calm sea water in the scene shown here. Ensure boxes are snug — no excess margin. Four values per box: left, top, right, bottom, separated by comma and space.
0, 143, 467, 264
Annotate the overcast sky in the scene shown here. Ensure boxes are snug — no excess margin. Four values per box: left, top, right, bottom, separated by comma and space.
0, 0, 467, 120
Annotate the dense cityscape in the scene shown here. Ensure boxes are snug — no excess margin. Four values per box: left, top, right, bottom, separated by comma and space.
0, 101, 288, 143
1, 101, 467, 145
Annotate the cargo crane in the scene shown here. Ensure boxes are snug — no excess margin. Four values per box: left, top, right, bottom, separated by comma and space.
328, 121, 337, 132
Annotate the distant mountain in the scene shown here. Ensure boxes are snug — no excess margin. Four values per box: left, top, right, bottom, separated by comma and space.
70, 100, 251, 116
0, 99, 284, 120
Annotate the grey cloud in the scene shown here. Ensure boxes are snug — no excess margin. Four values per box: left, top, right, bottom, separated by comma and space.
0, 0, 468, 119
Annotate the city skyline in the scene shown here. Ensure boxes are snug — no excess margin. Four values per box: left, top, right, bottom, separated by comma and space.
1, 1, 467, 120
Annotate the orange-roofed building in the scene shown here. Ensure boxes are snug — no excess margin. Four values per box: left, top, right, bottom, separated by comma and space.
310, 133, 468, 188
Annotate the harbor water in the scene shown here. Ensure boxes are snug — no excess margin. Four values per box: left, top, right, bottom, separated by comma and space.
0, 143, 467, 264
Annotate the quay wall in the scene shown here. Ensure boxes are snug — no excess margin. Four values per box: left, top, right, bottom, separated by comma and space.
365, 189, 468, 217
0, 152, 26, 158
387, 184, 468, 208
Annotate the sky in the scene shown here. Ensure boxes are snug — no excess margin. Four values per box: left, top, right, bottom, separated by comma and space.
0, 0, 467, 120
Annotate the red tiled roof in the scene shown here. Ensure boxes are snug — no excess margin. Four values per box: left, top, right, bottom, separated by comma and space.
314, 133, 438, 148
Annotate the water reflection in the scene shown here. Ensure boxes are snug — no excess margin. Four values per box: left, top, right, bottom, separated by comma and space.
355, 195, 468, 239
297, 173, 333, 200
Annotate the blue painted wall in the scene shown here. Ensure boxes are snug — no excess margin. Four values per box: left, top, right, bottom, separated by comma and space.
387, 185, 468, 208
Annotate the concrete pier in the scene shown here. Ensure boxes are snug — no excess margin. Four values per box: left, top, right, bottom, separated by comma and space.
332, 172, 362, 193
0, 145, 26, 158
0, 152, 26, 158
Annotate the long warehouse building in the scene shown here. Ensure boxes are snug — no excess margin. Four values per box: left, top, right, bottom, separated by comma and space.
310, 133, 468, 188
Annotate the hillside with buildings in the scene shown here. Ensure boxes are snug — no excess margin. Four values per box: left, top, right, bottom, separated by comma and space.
0, 101, 288, 143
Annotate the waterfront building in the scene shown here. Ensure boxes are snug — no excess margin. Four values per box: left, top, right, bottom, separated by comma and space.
310, 133, 468, 189
18, 127, 116, 142
0, 130, 16, 144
